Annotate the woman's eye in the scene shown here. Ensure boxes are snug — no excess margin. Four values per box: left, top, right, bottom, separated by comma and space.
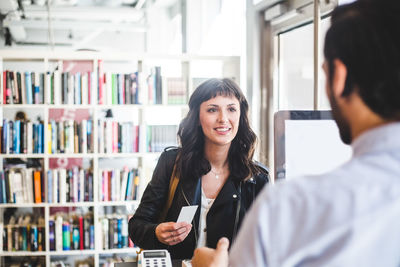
207, 108, 217, 112
229, 107, 237, 112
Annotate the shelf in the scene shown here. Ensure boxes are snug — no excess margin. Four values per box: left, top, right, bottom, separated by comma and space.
99, 248, 139, 254
0, 153, 45, 158
97, 153, 153, 158
0, 51, 240, 267
48, 202, 96, 207
0, 202, 96, 208
48, 153, 96, 158
0, 203, 47, 208
48, 249, 95, 256
47, 104, 94, 109
98, 201, 139, 207
0, 251, 47, 256
2, 104, 47, 109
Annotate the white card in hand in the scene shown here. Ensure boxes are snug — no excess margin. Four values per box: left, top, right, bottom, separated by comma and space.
177, 205, 198, 223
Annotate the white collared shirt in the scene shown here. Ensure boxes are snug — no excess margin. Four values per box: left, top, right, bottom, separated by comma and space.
230, 122, 400, 267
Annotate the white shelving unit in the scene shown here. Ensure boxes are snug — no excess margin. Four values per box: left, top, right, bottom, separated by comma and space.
0, 50, 240, 267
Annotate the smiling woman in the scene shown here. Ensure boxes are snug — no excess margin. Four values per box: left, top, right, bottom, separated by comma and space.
128, 78, 270, 260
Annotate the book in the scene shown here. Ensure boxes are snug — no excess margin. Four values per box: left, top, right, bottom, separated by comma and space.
33, 170, 42, 203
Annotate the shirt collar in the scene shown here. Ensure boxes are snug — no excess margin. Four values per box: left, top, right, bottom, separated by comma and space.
351, 122, 400, 157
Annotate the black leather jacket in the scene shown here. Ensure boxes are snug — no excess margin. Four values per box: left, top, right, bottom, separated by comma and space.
129, 147, 269, 259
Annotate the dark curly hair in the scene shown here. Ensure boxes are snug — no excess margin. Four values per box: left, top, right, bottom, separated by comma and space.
175, 78, 265, 182
324, 0, 400, 120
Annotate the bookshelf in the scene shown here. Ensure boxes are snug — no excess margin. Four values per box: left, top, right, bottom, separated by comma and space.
0, 50, 240, 267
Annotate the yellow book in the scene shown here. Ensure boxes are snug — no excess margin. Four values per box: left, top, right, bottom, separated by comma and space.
47, 123, 52, 154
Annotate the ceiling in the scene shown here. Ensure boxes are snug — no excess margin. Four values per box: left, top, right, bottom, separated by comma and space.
0, 0, 178, 51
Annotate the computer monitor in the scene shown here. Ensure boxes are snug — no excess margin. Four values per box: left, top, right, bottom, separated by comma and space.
274, 110, 352, 180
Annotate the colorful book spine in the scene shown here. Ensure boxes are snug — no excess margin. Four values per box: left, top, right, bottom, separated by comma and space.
25, 72, 33, 104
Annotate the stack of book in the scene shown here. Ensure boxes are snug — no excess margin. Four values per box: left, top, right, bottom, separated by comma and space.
97, 120, 139, 153
99, 168, 140, 202
146, 125, 178, 152
50, 71, 95, 105
99, 215, 132, 250
167, 77, 187, 104
1, 214, 45, 252
48, 119, 93, 154
1, 119, 44, 154
2, 70, 45, 105
49, 212, 94, 251
0, 168, 44, 204
146, 66, 162, 104
98, 71, 141, 105
47, 167, 93, 203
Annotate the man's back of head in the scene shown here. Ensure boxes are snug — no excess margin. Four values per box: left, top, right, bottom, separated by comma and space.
324, 0, 400, 121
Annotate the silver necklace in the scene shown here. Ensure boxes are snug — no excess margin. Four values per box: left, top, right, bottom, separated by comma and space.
210, 168, 222, 179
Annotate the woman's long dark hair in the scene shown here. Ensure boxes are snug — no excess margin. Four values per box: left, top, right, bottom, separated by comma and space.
175, 78, 264, 182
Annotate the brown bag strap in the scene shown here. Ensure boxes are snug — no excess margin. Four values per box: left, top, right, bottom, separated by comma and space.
158, 164, 179, 222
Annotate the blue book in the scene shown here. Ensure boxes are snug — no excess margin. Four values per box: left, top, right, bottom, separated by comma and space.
47, 170, 53, 203
49, 220, 55, 250
0, 171, 3, 203
117, 218, 122, 248
13, 120, 21, 154
32, 225, 38, 251
8, 121, 13, 154
51, 120, 57, 153
25, 72, 33, 104
125, 171, 133, 200
87, 120, 92, 152
2, 119, 8, 153
89, 225, 94, 249
37, 123, 44, 153
34, 83, 40, 104
118, 74, 123, 104
75, 72, 81, 104
32, 123, 37, 153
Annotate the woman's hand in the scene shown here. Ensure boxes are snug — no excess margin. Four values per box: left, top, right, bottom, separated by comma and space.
155, 222, 192, 246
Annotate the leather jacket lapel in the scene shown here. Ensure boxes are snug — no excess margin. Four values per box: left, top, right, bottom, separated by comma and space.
180, 177, 201, 206
212, 177, 241, 209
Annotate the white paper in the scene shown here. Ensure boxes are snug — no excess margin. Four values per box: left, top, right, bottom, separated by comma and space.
177, 205, 198, 223
285, 120, 352, 179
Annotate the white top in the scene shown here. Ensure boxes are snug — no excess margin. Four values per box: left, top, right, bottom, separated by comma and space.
197, 188, 215, 248
230, 122, 400, 267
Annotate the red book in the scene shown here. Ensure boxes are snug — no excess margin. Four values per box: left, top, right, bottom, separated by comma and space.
98, 60, 104, 104
79, 216, 84, 250
87, 71, 91, 105
3, 71, 6, 104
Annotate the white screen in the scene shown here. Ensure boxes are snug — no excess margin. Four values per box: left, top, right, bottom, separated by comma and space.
285, 120, 352, 179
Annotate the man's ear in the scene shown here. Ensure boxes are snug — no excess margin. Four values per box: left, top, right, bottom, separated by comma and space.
332, 59, 348, 97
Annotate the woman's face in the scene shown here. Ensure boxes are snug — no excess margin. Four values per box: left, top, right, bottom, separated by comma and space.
199, 94, 241, 147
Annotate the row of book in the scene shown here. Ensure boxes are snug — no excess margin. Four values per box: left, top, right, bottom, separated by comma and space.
3, 67, 188, 106
0, 119, 178, 155
3, 71, 45, 105
1, 119, 44, 154
1, 214, 45, 252
97, 120, 140, 154
0, 167, 93, 204
98, 70, 141, 105
0, 168, 44, 204
99, 216, 133, 250
166, 77, 187, 104
146, 125, 178, 152
48, 119, 94, 154
47, 167, 93, 203
49, 213, 94, 251
99, 168, 140, 202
